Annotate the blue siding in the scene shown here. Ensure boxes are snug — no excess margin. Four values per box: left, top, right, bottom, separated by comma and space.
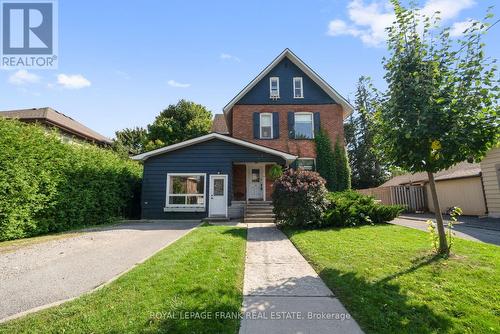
141, 138, 285, 219
237, 57, 336, 105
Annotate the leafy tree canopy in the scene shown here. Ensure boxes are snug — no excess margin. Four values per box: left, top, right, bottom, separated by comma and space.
377, 2, 499, 174
147, 99, 212, 149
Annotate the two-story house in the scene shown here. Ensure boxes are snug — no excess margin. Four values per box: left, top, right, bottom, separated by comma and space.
132, 49, 353, 220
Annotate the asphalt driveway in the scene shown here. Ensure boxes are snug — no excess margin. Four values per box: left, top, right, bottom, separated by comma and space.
391, 215, 500, 246
0, 221, 199, 321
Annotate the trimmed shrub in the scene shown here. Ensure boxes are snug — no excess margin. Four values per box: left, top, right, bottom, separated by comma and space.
324, 191, 404, 227
0, 118, 142, 241
272, 168, 330, 227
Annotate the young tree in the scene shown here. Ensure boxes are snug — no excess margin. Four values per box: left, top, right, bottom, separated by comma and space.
113, 127, 148, 155
346, 76, 388, 189
378, 1, 499, 254
147, 99, 212, 147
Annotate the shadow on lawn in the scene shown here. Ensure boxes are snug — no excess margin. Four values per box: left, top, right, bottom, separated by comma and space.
319, 259, 452, 334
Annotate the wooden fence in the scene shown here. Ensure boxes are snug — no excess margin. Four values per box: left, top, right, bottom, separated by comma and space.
357, 186, 426, 212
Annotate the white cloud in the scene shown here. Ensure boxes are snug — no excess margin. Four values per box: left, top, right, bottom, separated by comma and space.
56, 74, 91, 89
449, 19, 476, 36
8, 70, 41, 85
327, 0, 476, 47
167, 79, 190, 88
220, 53, 241, 62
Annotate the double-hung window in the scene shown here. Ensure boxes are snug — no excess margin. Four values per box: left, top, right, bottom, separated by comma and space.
260, 113, 273, 139
270, 77, 280, 98
165, 173, 205, 211
293, 77, 303, 98
294, 112, 314, 139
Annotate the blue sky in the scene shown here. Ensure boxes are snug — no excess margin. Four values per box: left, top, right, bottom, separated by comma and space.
1, 0, 498, 138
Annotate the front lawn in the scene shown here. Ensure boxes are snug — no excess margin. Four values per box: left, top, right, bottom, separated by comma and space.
0, 225, 246, 334
283, 224, 499, 334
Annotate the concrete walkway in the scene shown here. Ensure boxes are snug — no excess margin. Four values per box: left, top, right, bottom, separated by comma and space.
239, 223, 363, 334
0, 221, 199, 321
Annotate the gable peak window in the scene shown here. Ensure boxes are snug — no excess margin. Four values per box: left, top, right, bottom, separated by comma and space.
294, 112, 314, 139
269, 77, 280, 99
293, 77, 303, 98
260, 113, 273, 139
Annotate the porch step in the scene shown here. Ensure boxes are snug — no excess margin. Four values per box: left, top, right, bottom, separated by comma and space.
244, 217, 276, 224
246, 213, 275, 218
244, 201, 275, 223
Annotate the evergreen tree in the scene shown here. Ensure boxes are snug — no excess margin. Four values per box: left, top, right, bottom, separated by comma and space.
333, 137, 351, 191
314, 129, 336, 190
346, 76, 388, 189
314, 130, 350, 191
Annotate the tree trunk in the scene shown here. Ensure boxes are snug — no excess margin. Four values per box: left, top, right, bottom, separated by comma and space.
427, 171, 448, 254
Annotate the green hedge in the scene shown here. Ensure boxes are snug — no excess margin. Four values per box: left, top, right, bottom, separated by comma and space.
324, 191, 404, 227
0, 118, 142, 241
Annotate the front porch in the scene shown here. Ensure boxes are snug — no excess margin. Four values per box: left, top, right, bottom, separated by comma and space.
226, 162, 278, 219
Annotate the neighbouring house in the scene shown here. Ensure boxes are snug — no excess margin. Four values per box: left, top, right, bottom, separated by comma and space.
0, 107, 112, 146
480, 147, 500, 218
363, 149, 500, 217
133, 48, 353, 220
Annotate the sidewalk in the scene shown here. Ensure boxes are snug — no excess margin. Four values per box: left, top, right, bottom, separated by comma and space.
239, 223, 363, 334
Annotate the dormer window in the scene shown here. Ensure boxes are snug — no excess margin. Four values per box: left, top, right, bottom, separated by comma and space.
293, 77, 303, 98
270, 77, 279, 99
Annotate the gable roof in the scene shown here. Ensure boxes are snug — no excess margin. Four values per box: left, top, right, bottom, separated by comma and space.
131, 133, 298, 162
0, 107, 112, 145
379, 162, 481, 187
223, 48, 354, 119
211, 114, 229, 134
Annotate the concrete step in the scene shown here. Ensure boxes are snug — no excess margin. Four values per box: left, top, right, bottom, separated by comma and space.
246, 209, 274, 215
246, 213, 275, 219
245, 217, 275, 224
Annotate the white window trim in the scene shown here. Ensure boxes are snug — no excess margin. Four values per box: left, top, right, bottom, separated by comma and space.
165, 173, 206, 212
269, 77, 280, 98
259, 113, 273, 139
293, 77, 304, 98
297, 158, 316, 171
294, 112, 315, 139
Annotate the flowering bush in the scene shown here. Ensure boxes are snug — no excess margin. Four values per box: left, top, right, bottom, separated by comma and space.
272, 168, 330, 227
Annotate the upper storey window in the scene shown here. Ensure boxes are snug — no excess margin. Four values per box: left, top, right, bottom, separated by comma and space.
293, 77, 303, 98
269, 77, 280, 99
259, 113, 273, 139
294, 112, 314, 139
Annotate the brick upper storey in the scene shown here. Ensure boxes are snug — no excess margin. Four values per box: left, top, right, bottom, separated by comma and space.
219, 49, 353, 159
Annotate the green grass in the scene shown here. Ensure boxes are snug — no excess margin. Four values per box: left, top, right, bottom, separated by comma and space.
0, 225, 247, 334
282, 224, 500, 334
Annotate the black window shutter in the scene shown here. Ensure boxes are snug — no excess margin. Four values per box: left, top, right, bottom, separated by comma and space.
288, 112, 295, 139
253, 112, 260, 139
314, 112, 321, 135
272, 112, 279, 139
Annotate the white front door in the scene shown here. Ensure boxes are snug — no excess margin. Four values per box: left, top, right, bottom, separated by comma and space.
247, 164, 264, 200
209, 175, 228, 217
